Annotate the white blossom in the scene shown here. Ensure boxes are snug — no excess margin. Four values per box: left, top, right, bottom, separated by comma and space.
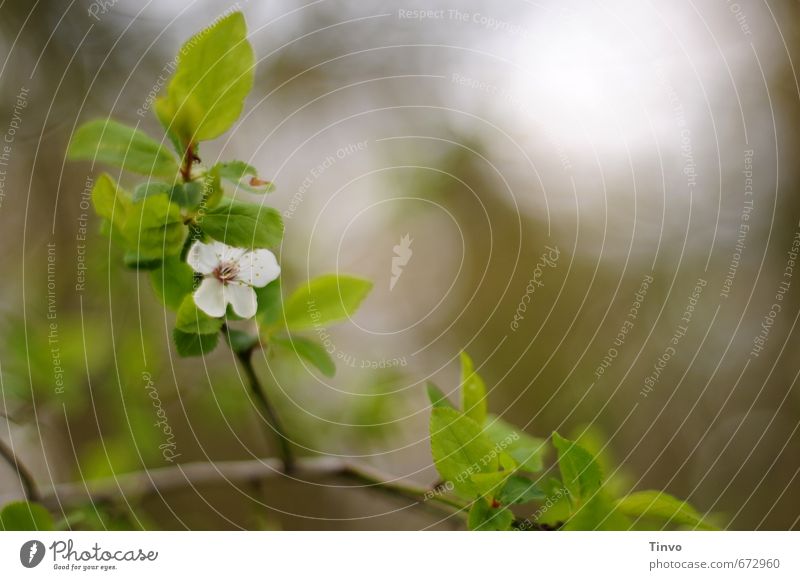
187, 241, 280, 319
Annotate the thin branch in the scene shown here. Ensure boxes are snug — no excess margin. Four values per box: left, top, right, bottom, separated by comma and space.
22, 456, 464, 518
229, 336, 296, 474
0, 436, 40, 502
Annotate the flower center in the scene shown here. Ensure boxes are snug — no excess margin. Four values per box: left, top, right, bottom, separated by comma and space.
213, 261, 239, 284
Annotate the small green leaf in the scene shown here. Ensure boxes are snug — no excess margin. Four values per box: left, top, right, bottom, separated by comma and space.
467, 498, 514, 531
255, 279, 282, 327
429, 407, 499, 498
123, 251, 162, 270
615, 491, 718, 530
564, 493, 631, 531
497, 475, 546, 505
483, 415, 545, 473
91, 173, 131, 232
0, 501, 55, 531
150, 256, 195, 310
68, 119, 178, 177
155, 12, 254, 143
176, 294, 223, 334
273, 336, 335, 377
216, 160, 275, 193
426, 381, 454, 409
133, 181, 171, 201
172, 328, 219, 357
282, 275, 372, 331
460, 352, 487, 424
224, 329, 259, 353
201, 200, 283, 249
471, 471, 510, 499
552, 432, 603, 505
122, 194, 187, 260
535, 478, 573, 527
201, 169, 224, 209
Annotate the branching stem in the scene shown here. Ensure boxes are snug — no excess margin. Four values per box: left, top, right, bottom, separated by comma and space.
0, 436, 40, 502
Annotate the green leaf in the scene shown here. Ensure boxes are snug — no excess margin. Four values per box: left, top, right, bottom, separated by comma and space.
68, 119, 178, 177
200, 169, 224, 209
172, 328, 219, 357
615, 491, 718, 530
483, 415, 545, 473
535, 478, 573, 527
253, 278, 282, 327
216, 160, 275, 193
155, 12, 254, 143
0, 501, 55, 531
282, 275, 372, 331
497, 475, 545, 505
133, 181, 171, 201
564, 493, 631, 531
224, 329, 259, 353
150, 256, 195, 310
201, 200, 283, 249
460, 352, 486, 424
123, 251, 162, 270
122, 194, 187, 260
426, 381, 454, 409
135, 181, 204, 209
91, 173, 132, 232
467, 498, 514, 531
176, 294, 223, 334
429, 407, 499, 498
273, 336, 335, 378
552, 432, 603, 505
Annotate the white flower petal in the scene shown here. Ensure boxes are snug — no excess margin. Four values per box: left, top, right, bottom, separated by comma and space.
187, 241, 219, 275
235, 249, 281, 288
225, 283, 258, 318
193, 277, 226, 317
216, 242, 246, 263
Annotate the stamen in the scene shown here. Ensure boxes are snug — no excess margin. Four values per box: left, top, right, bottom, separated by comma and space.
214, 261, 239, 283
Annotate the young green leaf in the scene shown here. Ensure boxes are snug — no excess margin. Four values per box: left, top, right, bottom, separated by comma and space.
216, 160, 275, 193
426, 381, 454, 409
460, 351, 487, 424
133, 181, 170, 202
91, 173, 132, 233
552, 432, 603, 505
68, 119, 178, 177
255, 278, 282, 327
0, 501, 55, 531
150, 256, 195, 310
122, 194, 187, 260
201, 201, 283, 249
564, 493, 631, 531
176, 294, 224, 334
172, 328, 219, 357
273, 336, 335, 378
429, 407, 499, 498
123, 252, 162, 270
615, 491, 718, 530
483, 415, 545, 473
155, 12, 254, 143
135, 181, 204, 208
467, 498, 514, 531
497, 475, 546, 505
535, 477, 574, 527
282, 275, 372, 331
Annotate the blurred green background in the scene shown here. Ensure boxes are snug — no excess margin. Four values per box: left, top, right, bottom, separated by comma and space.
1, 0, 799, 529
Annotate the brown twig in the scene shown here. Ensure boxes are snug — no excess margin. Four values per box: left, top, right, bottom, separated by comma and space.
20, 456, 464, 518
0, 436, 40, 502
